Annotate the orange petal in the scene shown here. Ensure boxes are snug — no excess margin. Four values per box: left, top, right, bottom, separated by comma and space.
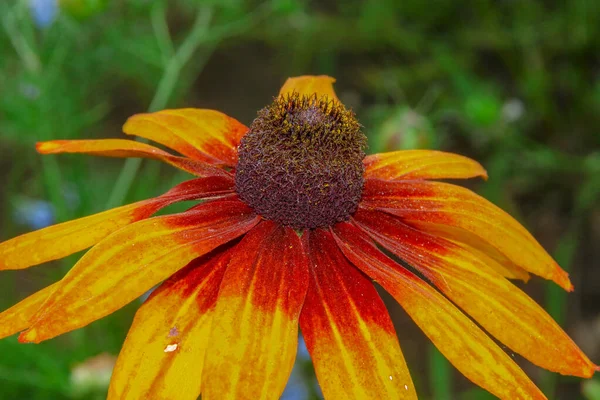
19, 199, 259, 343
36, 139, 230, 177
364, 150, 488, 181
123, 109, 248, 166
0, 175, 234, 271
0, 282, 58, 339
108, 247, 233, 400
202, 222, 309, 400
354, 209, 598, 378
299, 229, 417, 399
331, 222, 547, 400
361, 178, 572, 290
278, 75, 340, 103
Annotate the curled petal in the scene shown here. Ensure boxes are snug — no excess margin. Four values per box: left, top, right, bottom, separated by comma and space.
364, 150, 488, 181
278, 75, 340, 103
361, 179, 572, 290
300, 229, 416, 400
108, 247, 233, 400
0, 175, 234, 271
332, 222, 547, 400
123, 109, 248, 166
19, 199, 259, 343
202, 222, 309, 400
0, 282, 58, 339
355, 209, 598, 378
36, 139, 230, 177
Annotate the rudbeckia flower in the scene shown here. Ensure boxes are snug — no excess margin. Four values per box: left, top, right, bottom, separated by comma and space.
0, 76, 597, 399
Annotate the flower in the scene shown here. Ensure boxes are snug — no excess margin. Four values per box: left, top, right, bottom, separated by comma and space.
0, 76, 597, 399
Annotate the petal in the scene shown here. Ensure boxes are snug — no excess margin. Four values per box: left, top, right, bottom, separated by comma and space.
299, 229, 416, 400
202, 222, 309, 400
278, 75, 340, 103
123, 109, 248, 166
363, 150, 488, 181
361, 178, 572, 290
36, 139, 230, 177
0, 175, 234, 271
0, 282, 58, 339
19, 198, 259, 343
108, 247, 232, 400
354, 209, 598, 378
444, 239, 531, 282
331, 222, 547, 400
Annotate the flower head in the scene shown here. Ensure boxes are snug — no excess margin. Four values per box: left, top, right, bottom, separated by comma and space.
0, 76, 597, 399
236, 91, 366, 228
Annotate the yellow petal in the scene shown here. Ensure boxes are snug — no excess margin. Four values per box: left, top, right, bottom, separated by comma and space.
364, 150, 488, 181
332, 222, 547, 400
300, 229, 417, 399
362, 178, 572, 290
278, 75, 340, 102
37, 139, 230, 177
123, 109, 248, 166
202, 222, 309, 400
355, 209, 598, 378
0, 282, 58, 339
0, 175, 234, 271
19, 199, 259, 343
108, 247, 232, 400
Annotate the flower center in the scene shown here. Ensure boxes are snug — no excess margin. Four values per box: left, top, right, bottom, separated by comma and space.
235, 93, 367, 229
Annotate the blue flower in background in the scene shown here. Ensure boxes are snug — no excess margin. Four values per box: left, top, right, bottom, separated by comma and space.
29, 0, 58, 28
297, 334, 310, 361
281, 363, 311, 400
281, 335, 322, 400
13, 199, 55, 230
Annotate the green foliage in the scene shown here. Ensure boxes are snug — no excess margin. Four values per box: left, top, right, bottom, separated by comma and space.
0, 0, 597, 398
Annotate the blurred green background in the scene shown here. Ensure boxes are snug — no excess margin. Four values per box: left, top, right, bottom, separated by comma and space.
1, 0, 599, 399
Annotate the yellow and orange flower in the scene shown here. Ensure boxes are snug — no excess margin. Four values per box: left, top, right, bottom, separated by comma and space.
0, 76, 597, 399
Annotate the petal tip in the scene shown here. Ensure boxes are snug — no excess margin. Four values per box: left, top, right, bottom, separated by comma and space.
36, 141, 61, 154
279, 75, 339, 102
480, 168, 489, 181
18, 329, 38, 344
555, 269, 574, 292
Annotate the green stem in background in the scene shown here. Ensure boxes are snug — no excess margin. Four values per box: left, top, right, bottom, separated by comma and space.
429, 344, 453, 400
105, 6, 214, 209
0, 3, 41, 73
3, 2, 71, 223
105, 3, 272, 209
